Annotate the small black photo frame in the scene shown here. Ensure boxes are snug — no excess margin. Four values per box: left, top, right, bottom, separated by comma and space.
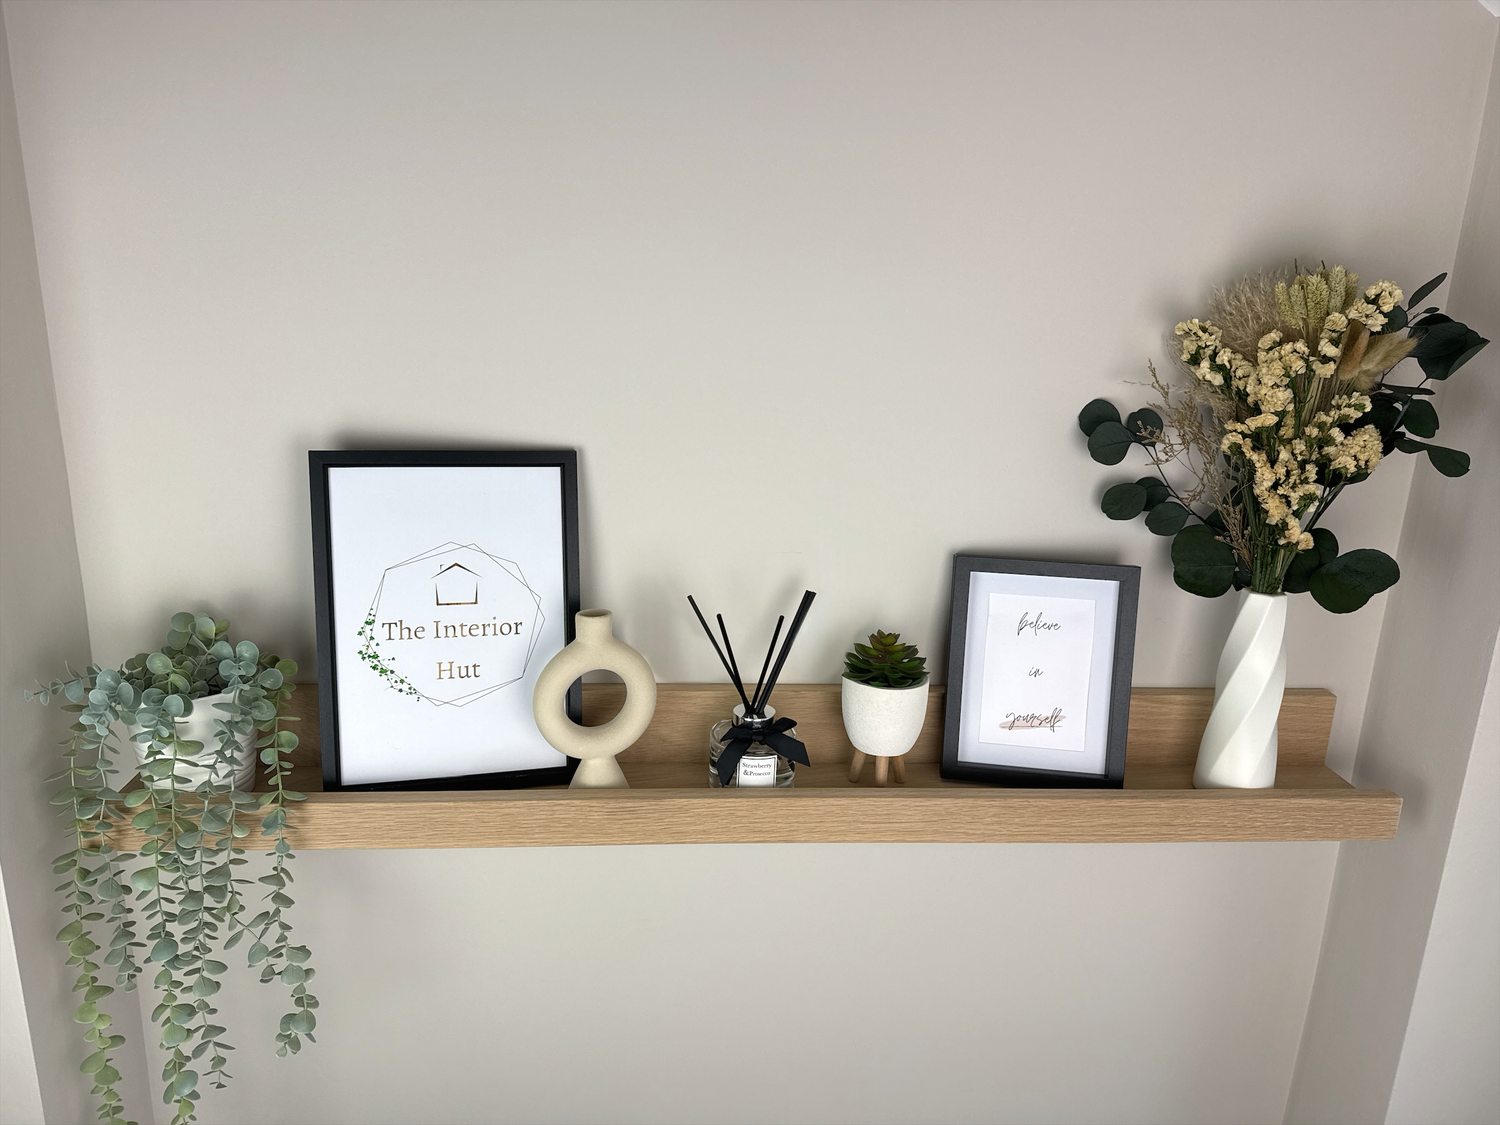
310, 450, 581, 791
942, 556, 1139, 788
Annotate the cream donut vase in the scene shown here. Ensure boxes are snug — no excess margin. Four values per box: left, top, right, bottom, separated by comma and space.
1194, 592, 1286, 789
533, 610, 657, 789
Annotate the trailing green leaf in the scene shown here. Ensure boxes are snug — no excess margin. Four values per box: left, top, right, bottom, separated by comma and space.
1101, 482, 1149, 521
1281, 528, 1338, 595
1136, 477, 1170, 510
1310, 550, 1401, 613
1086, 420, 1135, 465
1077, 399, 1120, 437
1437, 337, 1488, 380
1401, 399, 1439, 438
1170, 525, 1237, 598
1144, 501, 1190, 536
1405, 273, 1446, 311
1396, 438, 1471, 477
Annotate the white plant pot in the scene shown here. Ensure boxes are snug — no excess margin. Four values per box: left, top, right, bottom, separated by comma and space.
841, 675, 930, 757
1194, 592, 1286, 790
129, 691, 258, 793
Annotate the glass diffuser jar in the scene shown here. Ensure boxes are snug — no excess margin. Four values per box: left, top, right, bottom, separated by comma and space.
708, 704, 796, 788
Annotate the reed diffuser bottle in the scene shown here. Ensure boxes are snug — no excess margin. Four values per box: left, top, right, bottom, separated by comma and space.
708, 705, 796, 788
688, 591, 816, 789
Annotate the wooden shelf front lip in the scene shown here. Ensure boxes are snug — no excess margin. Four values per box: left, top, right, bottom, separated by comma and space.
289, 775, 1400, 847
113, 682, 1396, 849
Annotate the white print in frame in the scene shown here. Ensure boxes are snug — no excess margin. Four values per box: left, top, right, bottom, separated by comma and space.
976, 592, 1096, 754
315, 457, 577, 788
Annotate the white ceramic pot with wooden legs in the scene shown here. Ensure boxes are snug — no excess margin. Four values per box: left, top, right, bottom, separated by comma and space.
1194, 592, 1285, 789
841, 675, 929, 786
533, 609, 657, 788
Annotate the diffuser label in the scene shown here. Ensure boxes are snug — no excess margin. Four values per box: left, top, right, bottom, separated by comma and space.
736, 754, 778, 787
976, 592, 1095, 753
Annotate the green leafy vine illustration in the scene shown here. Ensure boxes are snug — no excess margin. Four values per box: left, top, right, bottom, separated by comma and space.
356, 614, 421, 698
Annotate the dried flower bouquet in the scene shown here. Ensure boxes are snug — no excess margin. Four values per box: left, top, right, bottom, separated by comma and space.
1079, 266, 1488, 612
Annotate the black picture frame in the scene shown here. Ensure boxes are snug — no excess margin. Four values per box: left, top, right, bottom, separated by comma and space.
941, 555, 1139, 788
309, 450, 581, 791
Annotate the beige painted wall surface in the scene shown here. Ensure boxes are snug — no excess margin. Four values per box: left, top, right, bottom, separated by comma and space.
136, 842, 1338, 1125
0, 3, 1494, 1124
9, 0, 1497, 772
0, 867, 45, 1125
0, 8, 151, 1123
1285, 26, 1500, 1125
1385, 641, 1500, 1124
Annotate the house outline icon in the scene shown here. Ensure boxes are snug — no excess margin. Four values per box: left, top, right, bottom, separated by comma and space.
433, 562, 480, 606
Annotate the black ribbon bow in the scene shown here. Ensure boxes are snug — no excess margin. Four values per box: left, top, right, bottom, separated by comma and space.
715, 716, 809, 785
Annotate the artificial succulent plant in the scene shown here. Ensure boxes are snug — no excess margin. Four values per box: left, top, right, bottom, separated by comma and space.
843, 631, 927, 689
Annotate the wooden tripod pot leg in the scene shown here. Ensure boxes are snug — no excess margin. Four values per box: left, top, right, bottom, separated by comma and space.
848, 750, 868, 784
874, 755, 889, 787
890, 753, 905, 784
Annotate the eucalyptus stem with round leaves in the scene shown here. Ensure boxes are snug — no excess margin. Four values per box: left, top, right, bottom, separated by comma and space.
28, 612, 316, 1125
46, 693, 142, 1125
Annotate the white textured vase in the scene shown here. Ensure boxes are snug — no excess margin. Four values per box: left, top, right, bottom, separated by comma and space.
129, 691, 258, 792
1194, 592, 1286, 790
533, 610, 657, 789
841, 675, 930, 757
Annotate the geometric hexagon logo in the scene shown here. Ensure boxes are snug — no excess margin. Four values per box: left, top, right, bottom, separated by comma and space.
354, 541, 546, 707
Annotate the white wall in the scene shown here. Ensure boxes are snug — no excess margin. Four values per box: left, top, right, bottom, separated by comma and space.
1385, 642, 1500, 1124
0, 8, 150, 1122
1285, 26, 1500, 1125
2, 3, 1495, 1123
0, 867, 45, 1125
1383, 44, 1500, 1118
152, 842, 1336, 1125
11, 0, 1497, 772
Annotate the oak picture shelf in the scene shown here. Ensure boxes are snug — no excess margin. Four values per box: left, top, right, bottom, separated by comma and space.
110, 683, 1401, 849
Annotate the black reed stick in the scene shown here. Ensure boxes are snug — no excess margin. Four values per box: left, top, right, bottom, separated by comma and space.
687, 595, 752, 711
749, 615, 784, 717
754, 590, 816, 714
717, 614, 751, 709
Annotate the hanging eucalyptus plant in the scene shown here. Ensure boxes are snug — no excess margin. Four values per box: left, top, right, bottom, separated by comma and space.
27, 612, 316, 1125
